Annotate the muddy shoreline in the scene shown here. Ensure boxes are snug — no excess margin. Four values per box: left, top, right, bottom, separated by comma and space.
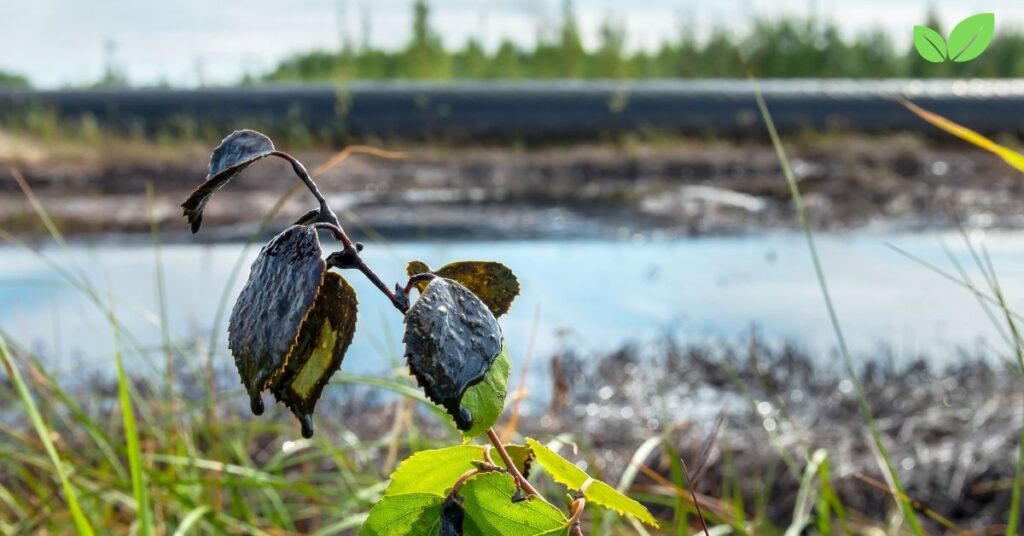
1, 134, 1022, 241
13, 336, 1018, 530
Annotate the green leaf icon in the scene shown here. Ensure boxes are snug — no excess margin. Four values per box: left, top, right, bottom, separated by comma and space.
913, 25, 947, 63
947, 12, 995, 62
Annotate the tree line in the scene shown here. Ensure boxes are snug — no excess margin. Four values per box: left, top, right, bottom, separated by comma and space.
261, 2, 1024, 83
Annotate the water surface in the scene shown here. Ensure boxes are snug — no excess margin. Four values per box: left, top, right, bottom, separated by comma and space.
2, 230, 1021, 379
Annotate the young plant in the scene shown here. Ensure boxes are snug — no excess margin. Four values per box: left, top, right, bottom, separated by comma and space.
182, 130, 658, 535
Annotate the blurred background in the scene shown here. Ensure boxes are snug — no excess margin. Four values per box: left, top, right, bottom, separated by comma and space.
1, 0, 1023, 533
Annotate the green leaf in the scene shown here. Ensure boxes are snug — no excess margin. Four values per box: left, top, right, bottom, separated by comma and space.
385, 445, 487, 496
948, 12, 995, 62
912, 25, 947, 63
406, 260, 520, 317
460, 472, 568, 535
584, 480, 658, 528
458, 346, 511, 440
526, 438, 659, 528
115, 337, 154, 535
501, 445, 536, 479
524, 439, 589, 485
360, 493, 444, 536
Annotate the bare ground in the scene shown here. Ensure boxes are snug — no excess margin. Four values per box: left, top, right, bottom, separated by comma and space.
2, 133, 1023, 241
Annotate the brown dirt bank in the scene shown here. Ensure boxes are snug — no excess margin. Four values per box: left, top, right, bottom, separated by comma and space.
1, 133, 1023, 240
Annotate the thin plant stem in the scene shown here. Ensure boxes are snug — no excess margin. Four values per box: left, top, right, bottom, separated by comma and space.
567, 498, 586, 536
486, 429, 541, 498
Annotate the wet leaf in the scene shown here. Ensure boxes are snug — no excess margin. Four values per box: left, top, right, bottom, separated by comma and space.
406, 261, 520, 317
270, 272, 358, 438
385, 445, 488, 496
459, 472, 567, 535
229, 225, 324, 413
407, 260, 431, 281
457, 346, 510, 439
360, 493, 445, 536
404, 278, 503, 432
182, 129, 275, 233
526, 438, 659, 527
440, 495, 465, 536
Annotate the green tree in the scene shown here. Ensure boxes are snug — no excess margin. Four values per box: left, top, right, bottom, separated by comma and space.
453, 38, 489, 78
399, 0, 449, 78
589, 18, 628, 78
0, 70, 29, 88
489, 40, 521, 78
557, 0, 585, 77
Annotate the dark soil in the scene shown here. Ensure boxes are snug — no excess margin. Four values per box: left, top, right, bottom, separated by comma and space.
2, 134, 1023, 241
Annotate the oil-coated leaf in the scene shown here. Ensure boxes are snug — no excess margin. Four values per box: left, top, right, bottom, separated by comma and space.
404, 278, 503, 432
360, 493, 444, 536
457, 346, 510, 439
912, 25, 947, 63
440, 495, 465, 536
182, 129, 275, 233
406, 261, 520, 317
228, 225, 324, 416
948, 13, 995, 62
525, 438, 659, 527
385, 445, 488, 496
459, 472, 568, 535
271, 272, 358, 438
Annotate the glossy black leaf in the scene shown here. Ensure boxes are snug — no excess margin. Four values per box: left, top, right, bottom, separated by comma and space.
182, 130, 275, 233
403, 277, 502, 431
229, 225, 324, 416
440, 494, 465, 536
271, 272, 358, 438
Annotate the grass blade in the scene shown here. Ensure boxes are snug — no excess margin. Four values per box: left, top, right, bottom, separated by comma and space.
112, 319, 154, 534
895, 100, 1024, 528
0, 334, 95, 535
172, 506, 210, 536
1010, 422, 1024, 535
748, 74, 925, 535
900, 98, 1024, 173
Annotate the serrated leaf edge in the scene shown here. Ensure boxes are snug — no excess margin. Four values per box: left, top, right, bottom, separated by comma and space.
524, 438, 659, 528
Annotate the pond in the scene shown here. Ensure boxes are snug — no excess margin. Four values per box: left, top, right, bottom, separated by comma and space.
2, 229, 1021, 380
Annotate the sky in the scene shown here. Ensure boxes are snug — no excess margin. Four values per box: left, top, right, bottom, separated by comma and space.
0, 0, 1020, 88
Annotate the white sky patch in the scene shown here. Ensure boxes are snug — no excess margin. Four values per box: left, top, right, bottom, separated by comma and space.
0, 0, 1020, 87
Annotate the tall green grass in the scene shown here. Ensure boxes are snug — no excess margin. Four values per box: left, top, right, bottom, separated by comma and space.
900, 98, 1024, 532
0, 335, 94, 534
748, 75, 926, 534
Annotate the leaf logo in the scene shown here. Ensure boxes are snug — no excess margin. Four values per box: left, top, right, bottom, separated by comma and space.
913, 13, 995, 63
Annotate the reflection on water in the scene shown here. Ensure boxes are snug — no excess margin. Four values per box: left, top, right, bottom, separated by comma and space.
1, 230, 1022, 378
